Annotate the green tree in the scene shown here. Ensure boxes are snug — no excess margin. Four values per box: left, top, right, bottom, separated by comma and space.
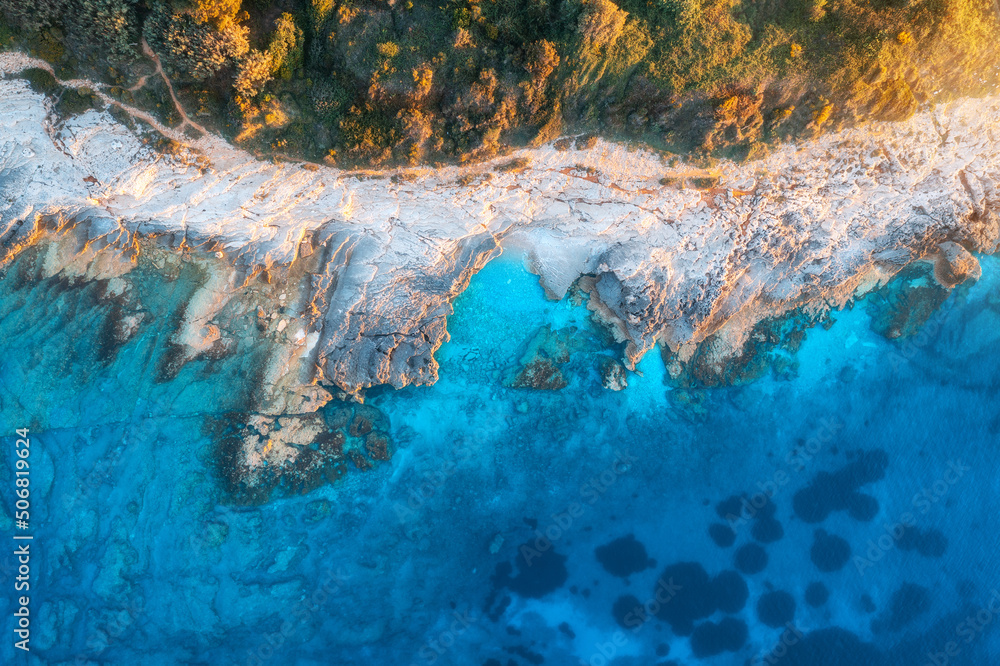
144, 4, 249, 81
0, 0, 69, 33
82, 0, 139, 60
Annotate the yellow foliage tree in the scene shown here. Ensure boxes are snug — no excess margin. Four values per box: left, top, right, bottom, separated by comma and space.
191, 0, 242, 30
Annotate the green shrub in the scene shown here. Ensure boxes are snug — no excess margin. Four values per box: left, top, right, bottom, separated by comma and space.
22, 67, 59, 95
690, 176, 719, 189
0, 12, 17, 48
269, 13, 303, 79
311, 77, 352, 124
496, 156, 531, 172
338, 106, 399, 166
56, 86, 100, 117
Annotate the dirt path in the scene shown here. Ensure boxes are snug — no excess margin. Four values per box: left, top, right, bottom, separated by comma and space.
138, 38, 207, 137
0, 50, 209, 150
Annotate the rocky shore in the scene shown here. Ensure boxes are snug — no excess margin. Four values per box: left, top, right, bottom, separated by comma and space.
2, 51, 997, 407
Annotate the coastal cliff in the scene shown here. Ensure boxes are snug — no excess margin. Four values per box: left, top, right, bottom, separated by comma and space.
2, 51, 997, 407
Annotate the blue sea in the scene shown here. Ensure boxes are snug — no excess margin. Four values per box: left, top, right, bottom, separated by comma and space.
2, 248, 999, 665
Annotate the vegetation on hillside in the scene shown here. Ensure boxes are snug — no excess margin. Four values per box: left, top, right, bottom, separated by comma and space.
1, 0, 997, 167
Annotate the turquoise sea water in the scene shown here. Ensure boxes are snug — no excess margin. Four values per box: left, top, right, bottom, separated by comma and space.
1, 249, 999, 665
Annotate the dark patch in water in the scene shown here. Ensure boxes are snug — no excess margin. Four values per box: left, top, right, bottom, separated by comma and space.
653, 562, 716, 636
882, 582, 931, 632
781, 627, 883, 665
734, 543, 768, 575
484, 563, 513, 621
716, 495, 744, 521
887, 605, 993, 665
838, 450, 890, 486
712, 570, 749, 614
612, 594, 645, 629
898, 527, 948, 558
708, 523, 736, 548
595, 534, 652, 578
717, 492, 778, 525
689, 617, 748, 657
757, 590, 796, 628
793, 450, 888, 523
508, 545, 568, 598
756, 495, 778, 519
811, 529, 851, 572
866, 261, 953, 340
846, 492, 880, 522
805, 581, 830, 607
504, 645, 544, 664
752, 516, 785, 543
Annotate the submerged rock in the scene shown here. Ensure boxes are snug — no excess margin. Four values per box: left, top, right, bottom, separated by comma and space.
599, 356, 628, 391
880, 582, 931, 632
661, 309, 819, 388
708, 523, 737, 548
712, 570, 749, 613
867, 242, 979, 342
612, 594, 645, 629
793, 450, 889, 524
867, 261, 955, 340
780, 627, 884, 665
897, 527, 949, 558
211, 402, 392, 504
35, 599, 80, 652
846, 492, 880, 522
504, 325, 581, 390
752, 516, 785, 543
506, 359, 568, 390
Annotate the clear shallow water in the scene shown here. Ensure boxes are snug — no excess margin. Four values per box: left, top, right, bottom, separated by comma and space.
1, 250, 1000, 665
